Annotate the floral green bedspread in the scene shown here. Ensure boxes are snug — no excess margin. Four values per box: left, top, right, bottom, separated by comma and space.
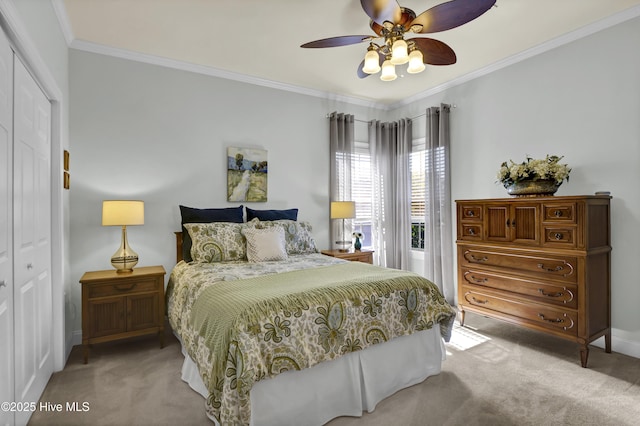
167, 254, 456, 426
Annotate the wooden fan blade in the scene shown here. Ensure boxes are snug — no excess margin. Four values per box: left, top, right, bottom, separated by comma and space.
411, 0, 495, 34
301, 35, 371, 48
410, 38, 457, 65
360, 0, 402, 26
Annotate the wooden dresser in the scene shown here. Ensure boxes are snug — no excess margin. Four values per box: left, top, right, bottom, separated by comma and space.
455, 195, 611, 367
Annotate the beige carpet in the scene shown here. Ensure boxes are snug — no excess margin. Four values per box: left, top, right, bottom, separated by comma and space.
29, 313, 640, 426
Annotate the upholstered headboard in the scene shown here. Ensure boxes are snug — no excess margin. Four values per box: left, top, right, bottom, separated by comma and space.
175, 231, 183, 264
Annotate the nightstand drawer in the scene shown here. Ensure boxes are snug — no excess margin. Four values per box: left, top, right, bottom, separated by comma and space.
87, 278, 159, 299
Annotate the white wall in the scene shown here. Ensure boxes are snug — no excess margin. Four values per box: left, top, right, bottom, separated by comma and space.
394, 16, 640, 357
68, 51, 385, 335
68, 14, 640, 358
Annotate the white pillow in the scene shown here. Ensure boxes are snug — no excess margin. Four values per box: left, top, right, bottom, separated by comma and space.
242, 226, 288, 262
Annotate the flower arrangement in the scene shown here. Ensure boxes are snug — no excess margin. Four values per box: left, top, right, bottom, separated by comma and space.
497, 155, 571, 188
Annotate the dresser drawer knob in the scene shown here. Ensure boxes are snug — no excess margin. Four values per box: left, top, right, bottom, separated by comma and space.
554, 210, 563, 217
538, 313, 574, 330
470, 276, 488, 284
471, 296, 488, 305
537, 263, 563, 272
554, 233, 563, 240
538, 289, 564, 298
0, 280, 6, 288
538, 313, 564, 323
468, 228, 476, 235
466, 210, 475, 217
469, 254, 488, 263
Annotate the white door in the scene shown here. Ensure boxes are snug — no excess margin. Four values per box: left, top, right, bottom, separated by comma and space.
0, 28, 14, 426
13, 56, 52, 426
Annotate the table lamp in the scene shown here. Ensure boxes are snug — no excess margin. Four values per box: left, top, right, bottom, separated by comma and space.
330, 201, 355, 252
102, 200, 144, 273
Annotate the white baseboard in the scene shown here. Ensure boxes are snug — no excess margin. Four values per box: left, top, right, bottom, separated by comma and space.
592, 330, 640, 360
70, 329, 82, 347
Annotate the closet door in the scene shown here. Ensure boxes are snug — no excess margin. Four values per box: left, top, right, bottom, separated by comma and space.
0, 28, 13, 426
13, 56, 52, 426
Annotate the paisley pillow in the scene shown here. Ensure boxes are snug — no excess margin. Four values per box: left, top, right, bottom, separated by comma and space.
184, 222, 246, 263
246, 218, 318, 255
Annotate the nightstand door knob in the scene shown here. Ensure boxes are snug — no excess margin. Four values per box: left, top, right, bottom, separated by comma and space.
0, 280, 6, 288
27, 263, 33, 270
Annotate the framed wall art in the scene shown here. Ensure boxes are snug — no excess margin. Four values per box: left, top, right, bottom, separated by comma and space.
227, 147, 268, 202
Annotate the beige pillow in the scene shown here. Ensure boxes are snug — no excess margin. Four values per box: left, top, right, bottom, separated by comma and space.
242, 226, 288, 262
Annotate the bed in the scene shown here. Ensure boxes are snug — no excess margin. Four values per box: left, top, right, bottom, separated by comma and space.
167, 209, 456, 426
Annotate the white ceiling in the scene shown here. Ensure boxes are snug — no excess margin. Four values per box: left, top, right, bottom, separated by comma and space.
60, 0, 640, 107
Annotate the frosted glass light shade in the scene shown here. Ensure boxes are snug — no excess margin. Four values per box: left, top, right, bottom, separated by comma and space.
362, 50, 381, 74
390, 39, 409, 65
380, 60, 397, 81
407, 49, 426, 74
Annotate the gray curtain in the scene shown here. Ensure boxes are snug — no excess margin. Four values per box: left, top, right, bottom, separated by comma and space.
329, 112, 354, 248
369, 118, 412, 270
423, 104, 454, 303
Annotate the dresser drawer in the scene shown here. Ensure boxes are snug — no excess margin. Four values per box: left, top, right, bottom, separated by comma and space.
461, 268, 577, 308
460, 224, 483, 240
461, 286, 578, 337
543, 226, 577, 247
460, 205, 482, 221
87, 278, 159, 299
460, 247, 577, 283
542, 203, 577, 223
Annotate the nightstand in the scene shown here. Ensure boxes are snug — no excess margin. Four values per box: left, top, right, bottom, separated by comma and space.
321, 249, 374, 264
79, 265, 166, 364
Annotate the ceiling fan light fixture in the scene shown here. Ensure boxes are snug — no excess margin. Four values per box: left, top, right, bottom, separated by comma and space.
407, 49, 426, 74
363, 49, 381, 74
380, 59, 397, 81
390, 39, 409, 65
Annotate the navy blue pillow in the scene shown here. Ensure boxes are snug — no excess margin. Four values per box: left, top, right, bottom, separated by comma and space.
246, 207, 298, 221
179, 205, 244, 262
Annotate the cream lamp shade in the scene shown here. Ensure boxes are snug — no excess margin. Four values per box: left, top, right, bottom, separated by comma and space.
102, 200, 144, 273
330, 201, 356, 220
330, 201, 356, 252
102, 200, 145, 226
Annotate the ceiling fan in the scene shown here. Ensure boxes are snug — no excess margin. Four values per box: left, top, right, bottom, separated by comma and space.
301, 0, 496, 81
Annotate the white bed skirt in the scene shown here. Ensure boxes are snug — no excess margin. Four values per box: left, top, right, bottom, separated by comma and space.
179, 327, 446, 426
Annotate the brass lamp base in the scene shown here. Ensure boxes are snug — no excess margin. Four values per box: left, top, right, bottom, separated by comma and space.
111, 226, 139, 273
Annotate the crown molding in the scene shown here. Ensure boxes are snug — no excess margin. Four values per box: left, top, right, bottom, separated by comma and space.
390, 4, 640, 109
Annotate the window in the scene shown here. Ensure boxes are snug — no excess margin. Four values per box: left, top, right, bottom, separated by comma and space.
411, 137, 447, 250
352, 141, 372, 249
411, 140, 425, 249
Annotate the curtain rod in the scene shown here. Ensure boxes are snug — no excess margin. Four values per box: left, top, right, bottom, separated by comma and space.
324, 114, 368, 123
326, 103, 456, 122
